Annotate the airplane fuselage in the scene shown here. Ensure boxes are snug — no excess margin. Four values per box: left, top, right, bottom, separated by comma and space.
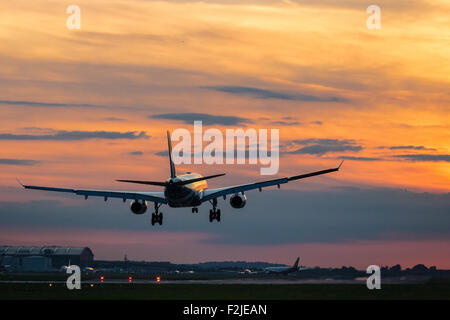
264, 267, 298, 274
164, 173, 207, 207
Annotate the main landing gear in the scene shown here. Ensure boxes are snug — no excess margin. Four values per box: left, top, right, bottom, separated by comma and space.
192, 207, 199, 213
151, 202, 163, 226
209, 198, 221, 223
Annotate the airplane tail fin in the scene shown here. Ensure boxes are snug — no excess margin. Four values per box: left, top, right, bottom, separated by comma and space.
167, 131, 176, 178
293, 257, 300, 269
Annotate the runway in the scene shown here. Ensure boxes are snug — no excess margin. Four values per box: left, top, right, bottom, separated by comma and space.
0, 277, 425, 285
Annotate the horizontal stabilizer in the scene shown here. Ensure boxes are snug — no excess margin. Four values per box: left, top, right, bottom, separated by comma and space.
116, 173, 225, 187
116, 180, 166, 186
174, 173, 225, 186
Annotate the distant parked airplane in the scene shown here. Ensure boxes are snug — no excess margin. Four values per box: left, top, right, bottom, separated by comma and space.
19, 131, 342, 226
264, 257, 303, 274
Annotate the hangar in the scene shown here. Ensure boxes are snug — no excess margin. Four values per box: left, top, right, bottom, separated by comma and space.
0, 246, 94, 272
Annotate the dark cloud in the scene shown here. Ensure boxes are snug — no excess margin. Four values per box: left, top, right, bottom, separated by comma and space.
202, 86, 347, 102
129, 151, 143, 156
0, 100, 104, 109
289, 139, 362, 155
0, 100, 144, 111
379, 145, 436, 151
393, 154, 450, 162
270, 121, 301, 126
155, 151, 169, 157
0, 130, 149, 141
0, 158, 40, 166
339, 156, 382, 161
150, 113, 252, 126
2, 188, 449, 246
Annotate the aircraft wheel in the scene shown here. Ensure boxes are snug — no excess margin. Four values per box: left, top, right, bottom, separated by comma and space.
151, 213, 156, 226
216, 210, 221, 222
209, 210, 214, 222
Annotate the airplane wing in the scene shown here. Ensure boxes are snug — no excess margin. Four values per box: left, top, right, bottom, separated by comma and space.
18, 180, 167, 204
201, 161, 343, 202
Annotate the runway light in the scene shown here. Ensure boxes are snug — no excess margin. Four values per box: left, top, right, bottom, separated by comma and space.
156, 276, 161, 283
128, 276, 132, 283
100, 276, 104, 283
90, 284, 94, 287
49, 283, 53, 287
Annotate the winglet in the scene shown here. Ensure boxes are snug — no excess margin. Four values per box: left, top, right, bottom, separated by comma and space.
337, 160, 344, 170
16, 177, 25, 188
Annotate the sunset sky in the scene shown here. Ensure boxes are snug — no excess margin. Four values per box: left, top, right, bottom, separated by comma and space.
0, 0, 449, 268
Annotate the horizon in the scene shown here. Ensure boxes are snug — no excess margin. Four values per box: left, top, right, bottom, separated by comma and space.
2, 243, 446, 271
0, 0, 449, 269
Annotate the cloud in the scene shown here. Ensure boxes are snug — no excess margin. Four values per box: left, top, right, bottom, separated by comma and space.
155, 151, 169, 157
150, 113, 252, 126
129, 151, 143, 156
393, 154, 450, 162
202, 86, 347, 102
288, 139, 363, 155
0, 130, 149, 141
104, 117, 126, 122
339, 156, 382, 161
0, 100, 104, 109
0, 100, 143, 111
270, 121, 301, 126
379, 145, 437, 151
270, 120, 322, 126
2, 188, 450, 247
0, 158, 40, 166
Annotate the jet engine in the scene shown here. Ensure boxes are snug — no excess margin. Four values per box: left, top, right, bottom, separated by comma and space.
130, 200, 147, 214
229, 193, 247, 209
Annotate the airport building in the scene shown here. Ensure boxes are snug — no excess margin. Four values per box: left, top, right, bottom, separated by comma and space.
0, 246, 94, 272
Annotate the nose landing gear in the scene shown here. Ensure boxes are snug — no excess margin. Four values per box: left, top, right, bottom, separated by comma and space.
209, 198, 221, 222
151, 202, 163, 226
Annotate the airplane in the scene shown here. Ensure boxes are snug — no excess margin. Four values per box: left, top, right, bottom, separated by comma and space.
18, 131, 343, 226
264, 257, 303, 274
